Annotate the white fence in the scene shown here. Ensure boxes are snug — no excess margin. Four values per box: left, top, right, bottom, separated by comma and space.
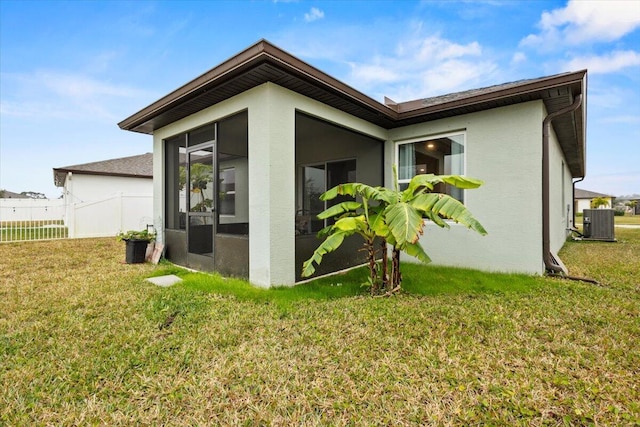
0, 193, 153, 242
0, 198, 67, 242
0, 198, 65, 221
67, 193, 153, 238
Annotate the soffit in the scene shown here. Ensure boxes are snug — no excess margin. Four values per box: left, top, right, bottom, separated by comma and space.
118, 40, 586, 177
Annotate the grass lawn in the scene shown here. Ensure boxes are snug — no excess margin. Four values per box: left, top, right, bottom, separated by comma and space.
616, 215, 640, 225
0, 220, 68, 242
1, 231, 639, 425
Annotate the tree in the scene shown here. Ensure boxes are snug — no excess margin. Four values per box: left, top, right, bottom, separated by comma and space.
591, 197, 609, 209
301, 168, 487, 295
180, 163, 214, 212
0, 189, 5, 198
20, 191, 47, 199
626, 200, 638, 215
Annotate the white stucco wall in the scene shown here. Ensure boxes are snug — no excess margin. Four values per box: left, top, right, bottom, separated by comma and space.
64, 173, 152, 204
63, 173, 153, 238
388, 101, 546, 274
547, 123, 573, 255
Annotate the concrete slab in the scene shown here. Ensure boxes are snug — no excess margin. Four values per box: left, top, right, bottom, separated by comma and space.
146, 275, 183, 287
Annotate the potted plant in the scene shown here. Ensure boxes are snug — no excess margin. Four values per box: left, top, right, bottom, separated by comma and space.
117, 229, 156, 264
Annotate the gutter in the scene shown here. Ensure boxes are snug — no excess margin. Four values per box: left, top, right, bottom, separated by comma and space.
542, 94, 583, 274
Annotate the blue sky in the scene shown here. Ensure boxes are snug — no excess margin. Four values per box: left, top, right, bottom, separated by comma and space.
1, 0, 639, 198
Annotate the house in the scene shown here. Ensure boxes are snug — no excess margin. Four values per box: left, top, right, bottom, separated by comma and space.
0, 190, 30, 199
119, 40, 587, 287
574, 188, 614, 213
53, 153, 153, 238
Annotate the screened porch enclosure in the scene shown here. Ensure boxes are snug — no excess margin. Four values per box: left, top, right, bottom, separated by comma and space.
294, 112, 384, 281
163, 111, 249, 277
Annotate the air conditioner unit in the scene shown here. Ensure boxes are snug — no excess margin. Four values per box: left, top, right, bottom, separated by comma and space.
583, 209, 616, 241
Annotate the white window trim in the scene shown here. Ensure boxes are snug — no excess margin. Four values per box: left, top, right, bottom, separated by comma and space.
394, 131, 467, 221
394, 130, 467, 183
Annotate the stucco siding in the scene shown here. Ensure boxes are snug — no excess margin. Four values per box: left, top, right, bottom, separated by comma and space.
63, 173, 153, 238
388, 101, 545, 274
65, 174, 151, 203
548, 123, 573, 255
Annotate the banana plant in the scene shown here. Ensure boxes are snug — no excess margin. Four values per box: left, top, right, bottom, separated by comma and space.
301, 167, 487, 294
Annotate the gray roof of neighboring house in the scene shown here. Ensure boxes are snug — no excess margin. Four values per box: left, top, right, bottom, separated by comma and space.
53, 153, 153, 187
118, 39, 587, 178
1, 190, 30, 199
575, 188, 614, 199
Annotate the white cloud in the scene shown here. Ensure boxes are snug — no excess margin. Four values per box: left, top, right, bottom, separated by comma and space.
599, 115, 640, 124
511, 52, 527, 65
349, 63, 399, 84
562, 50, 640, 74
304, 7, 324, 23
346, 33, 496, 101
521, 0, 640, 48
0, 71, 153, 121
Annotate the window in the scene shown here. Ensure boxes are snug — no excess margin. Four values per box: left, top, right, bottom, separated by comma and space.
298, 159, 356, 234
397, 132, 465, 202
164, 111, 248, 235
216, 111, 248, 235
165, 134, 187, 230
219, 167, 236, 216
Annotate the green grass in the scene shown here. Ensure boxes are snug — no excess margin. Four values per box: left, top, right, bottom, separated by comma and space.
0, 220, 68, 241
615, 214, 640, 225
1, 231, 639, 425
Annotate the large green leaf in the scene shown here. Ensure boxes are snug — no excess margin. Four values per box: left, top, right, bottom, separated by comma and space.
411, 193, 487, 235
369, 210, 389, 237
332, 215, 369, 234
301, 231, 348, 278
321, 183, 394, 204
317, 201, 362, 220
384, 202, 424, 247
404, 174, 484, 200
403, 241, 432, 264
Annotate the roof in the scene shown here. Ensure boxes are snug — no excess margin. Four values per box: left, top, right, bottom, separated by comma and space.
53, 153, 153, 187
1, 190, 30, 199
119, 39, 586, 177
575, 188, 615, 199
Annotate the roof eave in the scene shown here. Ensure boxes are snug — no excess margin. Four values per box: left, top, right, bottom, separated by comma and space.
118, 40, 397, 134
397, 70, 587, 119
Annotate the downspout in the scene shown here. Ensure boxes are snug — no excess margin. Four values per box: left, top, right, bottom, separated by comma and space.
542, 94, 583, 274
572, 176, 585, 230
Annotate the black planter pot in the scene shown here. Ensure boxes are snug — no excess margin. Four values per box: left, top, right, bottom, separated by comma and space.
125, 239, 149, 264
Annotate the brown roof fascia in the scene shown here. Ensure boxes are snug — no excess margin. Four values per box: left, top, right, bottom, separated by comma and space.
53, 168, 152, 187
396, 69, 587, 119
118, 40, 397, 133
118, 42, 267, 132
258, 42, 398, 119
53, 168, 152, 179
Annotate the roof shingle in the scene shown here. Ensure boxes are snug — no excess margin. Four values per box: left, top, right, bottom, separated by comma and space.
53, 153, 153, 187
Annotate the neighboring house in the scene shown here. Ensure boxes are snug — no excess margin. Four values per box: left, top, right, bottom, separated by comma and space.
1, 190, 30, 199
119, 40, 587, 287
53, 153, 153, 238
574, 188, 614, 213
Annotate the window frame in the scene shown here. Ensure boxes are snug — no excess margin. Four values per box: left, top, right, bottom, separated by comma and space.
297, 157, 357, 234
394, 130, 467, 203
